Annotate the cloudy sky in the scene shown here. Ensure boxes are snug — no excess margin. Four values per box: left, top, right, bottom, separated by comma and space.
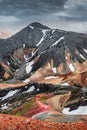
0, 0, 87, 33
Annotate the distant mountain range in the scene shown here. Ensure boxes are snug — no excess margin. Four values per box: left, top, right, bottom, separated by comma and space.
0, 31, 12, 39
0, 22, 87, 86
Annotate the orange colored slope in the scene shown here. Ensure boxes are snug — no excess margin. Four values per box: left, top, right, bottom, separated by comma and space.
0, 114, 87, 130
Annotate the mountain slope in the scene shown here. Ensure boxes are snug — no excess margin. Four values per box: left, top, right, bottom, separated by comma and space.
0, 22, 87, 86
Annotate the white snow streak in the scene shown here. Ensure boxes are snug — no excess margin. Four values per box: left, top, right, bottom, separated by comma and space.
23, 79, 30, 83
45, 76, 57, 79
51, 36, 64, 47
36, 29, 48, 47
52, 30, 55, 34
29, 25, 34, 29
83, 49, 87, 53
1, 103, 8, 110
62, 106, 87, 115
23, 44, 25, 48
26, 61, 34, 74
52, 67, 57, 73
80, 54, 86, 60
24, 55, 29, 61
25, 86, 35, 93
69, 64, 75, 72
60, 83, 69, 86
2, 90, 18, 100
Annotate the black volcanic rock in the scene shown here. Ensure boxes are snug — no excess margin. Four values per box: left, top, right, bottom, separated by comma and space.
0, 22, 87, 60
29, 22, 50, 29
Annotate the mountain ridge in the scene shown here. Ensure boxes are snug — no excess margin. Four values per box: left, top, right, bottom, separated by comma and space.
0, 22, 87, 86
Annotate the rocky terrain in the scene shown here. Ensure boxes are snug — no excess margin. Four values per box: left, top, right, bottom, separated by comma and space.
0, 22, 87, 129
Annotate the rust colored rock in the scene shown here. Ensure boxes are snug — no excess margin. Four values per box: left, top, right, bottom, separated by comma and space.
0, 114, 87, 130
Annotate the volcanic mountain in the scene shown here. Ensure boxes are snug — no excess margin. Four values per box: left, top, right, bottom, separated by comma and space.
0, 22, 87, 129
0, 22, 87, 87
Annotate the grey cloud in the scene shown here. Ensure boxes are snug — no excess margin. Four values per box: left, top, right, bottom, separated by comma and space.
0, 0, 87, 32
62, 0, 87, 21
0, 0, 67, 16
58, 16, 87, 22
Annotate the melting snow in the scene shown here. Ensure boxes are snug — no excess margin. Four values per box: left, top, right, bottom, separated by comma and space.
69, 64, 75, 72
52, 30, 55, 34
1, 103, 8, 110
52, 67, 57, 73
24, 86, 35, 93
31, 51, 35, 56
23, 44, 25, 48
60, 83, 69, 86
26, 61, 34, 74
62, 106, 87, 115
45, 76, 57, 79
24, 55, 29, 61
80, 54, 86, 60
23, 79, 30, 83
29, 25, 34, 29
7, 62, 10, 65
2, 90, 18, 100
36, 29, 48, 47
51, 36, 64, 47
83, 49, 87, 53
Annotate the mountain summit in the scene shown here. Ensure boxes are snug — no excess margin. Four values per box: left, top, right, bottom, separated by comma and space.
29, 22, 50, 29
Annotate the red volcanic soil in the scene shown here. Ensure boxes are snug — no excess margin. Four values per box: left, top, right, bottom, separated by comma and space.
0, 114, 87, 130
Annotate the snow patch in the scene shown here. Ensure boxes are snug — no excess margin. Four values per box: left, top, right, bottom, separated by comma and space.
45, 76, 57, 79
80, 54, 86, 60
2, 90, 18, 100
52, 67, 57, 73
7, 62, 10, 65
69, 64, 75, 72
25, 86, 28, 88
1, 103, 8, 110
51, 36, 64, 47
26, 61, 34, 74
29, 25, 34, 29
23, 44, 25, 48
23, 79, 30, 83
60, 83, 69, 86
25, 86, 35, 93
31, 51, 35, 56
36, 29, 48, 47
24, 55, 29, 61
62, 106, 87, 115
83, 49, 87, 53
52, 30, 55, 34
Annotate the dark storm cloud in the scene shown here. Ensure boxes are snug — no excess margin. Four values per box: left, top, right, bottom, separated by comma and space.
0, 0, 86, 23
62, 0, 87, 22
0, 0, 67, 17
0, 0, 87, 32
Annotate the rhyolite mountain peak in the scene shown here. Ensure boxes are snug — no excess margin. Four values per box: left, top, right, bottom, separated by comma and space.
0, 22, 87, 84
